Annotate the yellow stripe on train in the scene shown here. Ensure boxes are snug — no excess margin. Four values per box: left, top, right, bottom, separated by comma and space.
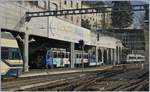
4, 60, 23, 65
1, 39, 18, 48
0, 61, 10, 75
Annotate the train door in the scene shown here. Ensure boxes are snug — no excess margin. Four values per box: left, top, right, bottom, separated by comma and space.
84, 53, 88, 67
75, 53, 80, 67
53, 51, 63, 68
52, 51, 57, 68
59, 52, 64, 67
89, 52, 96, 66
45, 50, 53, 69
85, 53, 89, 63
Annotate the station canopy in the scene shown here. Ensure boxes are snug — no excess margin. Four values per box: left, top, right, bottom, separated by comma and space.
97, 36, 123, 49
28, 16, 122, 48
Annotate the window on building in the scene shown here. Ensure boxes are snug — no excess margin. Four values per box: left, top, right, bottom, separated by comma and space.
59, 1, 62, 9
90, 17, 92, 20
93, 18, 95, 21
77, 17, 79, 23
17, 1, 22, 4
29, 1, 38, 6
64, 0, 67, 5
76, 2, 79, 9
71, 16, 73, 22
71, 1, 73, 7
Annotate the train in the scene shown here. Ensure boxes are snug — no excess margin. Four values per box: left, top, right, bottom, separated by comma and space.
45, 48, 102, 68
1, 32, 23, 77
0, 32, 102, 76
126, 54, 145, 64
45, 48, 70, 68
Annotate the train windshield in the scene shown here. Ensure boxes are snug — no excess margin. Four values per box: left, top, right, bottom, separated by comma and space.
1, 47, 22, 60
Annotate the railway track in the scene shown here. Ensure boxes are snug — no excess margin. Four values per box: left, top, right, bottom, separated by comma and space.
2, 64, 149, 91
2, 68, 109, 91
84, 68, 149, 91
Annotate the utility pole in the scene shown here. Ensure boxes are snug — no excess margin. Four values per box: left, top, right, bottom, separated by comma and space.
79, 40, 84, 72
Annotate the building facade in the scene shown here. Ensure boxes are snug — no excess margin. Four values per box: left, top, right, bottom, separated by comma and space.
0, 1, 123, 72
49, 0, 112, 31
102, 29, 145, 50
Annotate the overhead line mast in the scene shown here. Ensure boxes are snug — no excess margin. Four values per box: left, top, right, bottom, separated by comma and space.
25, 4, 148, 22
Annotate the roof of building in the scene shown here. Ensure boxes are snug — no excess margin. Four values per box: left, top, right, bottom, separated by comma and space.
97, 36, 123, 49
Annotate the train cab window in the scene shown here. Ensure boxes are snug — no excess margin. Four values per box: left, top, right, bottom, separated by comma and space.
1, 47, 9, 59
76, 54, 78, 58
2, 47, 22, 60
9, 48, 22, 60
86, 54, 88, 59
68, 53, 70, 59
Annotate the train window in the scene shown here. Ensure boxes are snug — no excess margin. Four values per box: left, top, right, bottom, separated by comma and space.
61, 53, 64, 58
84, 54, 86, 58
53, 52, 57, 58
66, 54, 69, 58
79, 54, 81, 58
137, 57, 143, 59
129, 57, 136, 59
87, 54, 89, 59
9, 48, 22, 60
47, 51, 51, 56
58, 53, 61, 58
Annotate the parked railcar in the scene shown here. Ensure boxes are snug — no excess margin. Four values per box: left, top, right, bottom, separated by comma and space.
74, 50, 89, 67
126, 54, 145, 63
45, 48, 70, 68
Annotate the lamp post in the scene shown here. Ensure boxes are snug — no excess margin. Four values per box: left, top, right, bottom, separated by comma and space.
16, 34, 35, 72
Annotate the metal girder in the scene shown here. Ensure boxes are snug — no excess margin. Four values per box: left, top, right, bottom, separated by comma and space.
26, 4, 149, 22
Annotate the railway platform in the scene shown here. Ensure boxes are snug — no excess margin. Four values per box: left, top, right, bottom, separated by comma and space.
19, 63, 144, 78
19, 65, 113, 78
2, 63, 148, 91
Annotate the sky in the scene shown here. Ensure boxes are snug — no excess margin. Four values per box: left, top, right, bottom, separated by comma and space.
131, 1, 149, 29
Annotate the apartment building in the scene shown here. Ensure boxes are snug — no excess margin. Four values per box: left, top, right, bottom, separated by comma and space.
49, 0, 111, 30
48, 0, 82, 26
81, 1, 112, 30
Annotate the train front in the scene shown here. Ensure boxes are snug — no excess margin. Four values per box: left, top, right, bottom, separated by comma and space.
1, 32, 23, 77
